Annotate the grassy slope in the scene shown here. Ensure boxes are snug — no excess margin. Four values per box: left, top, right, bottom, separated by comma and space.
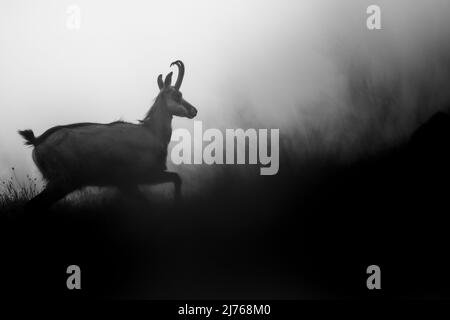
1, 112, 450, 299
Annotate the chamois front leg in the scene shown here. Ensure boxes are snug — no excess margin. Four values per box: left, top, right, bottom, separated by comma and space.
151, 171, 182, 202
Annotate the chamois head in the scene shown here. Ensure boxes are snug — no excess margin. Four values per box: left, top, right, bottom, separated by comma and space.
156, 60, 197, 119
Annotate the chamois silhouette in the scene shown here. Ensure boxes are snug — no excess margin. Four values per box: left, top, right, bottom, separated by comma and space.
18, 60, 197, 210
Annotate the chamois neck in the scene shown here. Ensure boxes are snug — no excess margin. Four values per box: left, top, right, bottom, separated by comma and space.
143, 98, 173, 145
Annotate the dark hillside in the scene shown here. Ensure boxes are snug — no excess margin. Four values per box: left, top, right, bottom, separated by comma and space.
1, 111, 450, 299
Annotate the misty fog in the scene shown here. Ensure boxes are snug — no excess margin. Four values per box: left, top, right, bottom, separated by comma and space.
1, 0, 450, 195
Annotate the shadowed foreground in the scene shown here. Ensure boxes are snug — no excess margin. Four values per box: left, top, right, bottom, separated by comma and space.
1, 112, 450, 299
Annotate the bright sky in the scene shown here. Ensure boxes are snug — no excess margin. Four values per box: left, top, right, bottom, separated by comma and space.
1, 0, 449, 184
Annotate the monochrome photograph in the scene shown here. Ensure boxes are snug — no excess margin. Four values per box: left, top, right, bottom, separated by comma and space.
1, 0, 450, 310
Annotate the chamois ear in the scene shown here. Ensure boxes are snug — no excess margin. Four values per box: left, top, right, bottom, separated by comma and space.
164, 72, 173, 88
157, 74, 164, 89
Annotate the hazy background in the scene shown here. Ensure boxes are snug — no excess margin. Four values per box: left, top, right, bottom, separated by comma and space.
1, 0, 450, 194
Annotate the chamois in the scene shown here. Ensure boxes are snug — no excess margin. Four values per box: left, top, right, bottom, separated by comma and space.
18, 60, 197, 210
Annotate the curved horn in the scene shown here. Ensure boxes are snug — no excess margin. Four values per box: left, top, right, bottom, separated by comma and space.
164, 72, 173, 87
170, 60, 185, 90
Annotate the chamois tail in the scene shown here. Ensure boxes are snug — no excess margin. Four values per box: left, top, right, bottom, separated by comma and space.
18, 129, 37, 146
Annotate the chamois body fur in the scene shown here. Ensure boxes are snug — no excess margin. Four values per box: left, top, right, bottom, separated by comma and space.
28, 122, 168, 185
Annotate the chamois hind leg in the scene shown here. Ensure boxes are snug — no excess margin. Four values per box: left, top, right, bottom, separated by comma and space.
151, 172, 182, 202
119, 185, 149, 205
25, 181, 75, 212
